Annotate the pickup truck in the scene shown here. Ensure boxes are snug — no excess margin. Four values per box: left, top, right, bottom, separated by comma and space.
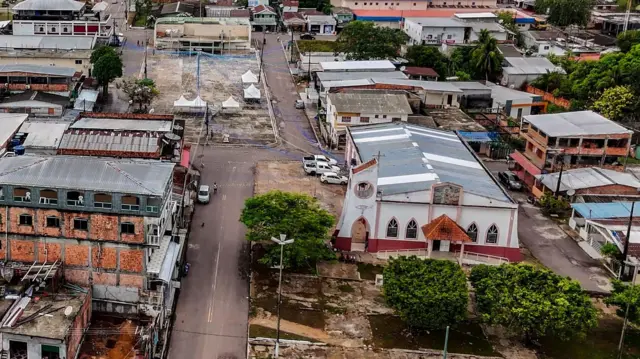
304, 162, 341, 176
302, 154, 337, 166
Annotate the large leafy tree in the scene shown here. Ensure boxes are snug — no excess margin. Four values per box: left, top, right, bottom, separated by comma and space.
470, 264, 597, 341
405, 46, 448, 80
240, 191, 335, 269
91, 46, 123, 96
471, 30, 504, 82
617, 30, 640, 53
117, 77, 159, 112
606, 280, 640, 324
534, 0, 594, 28
383, 257, 468, 330
336, 21, 408, 60
591, 85, 635, 122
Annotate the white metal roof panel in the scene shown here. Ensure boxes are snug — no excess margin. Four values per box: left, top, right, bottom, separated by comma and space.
523, 111, 632, 137
317, 70, 407, 82
454, 12, 497, 19
503, 56, 564, 75
328, 92, 413, 114
13, 0, 85, 11
19, 121, 69, 149
0, 113, 28, 145
371, 78, 463, 93
0, 35, 94, 50
405, 17, 466, 27
71, 118, 172, 132
0, 64, 76, 76
319, 60, 396, 72
536, 167, 640, 192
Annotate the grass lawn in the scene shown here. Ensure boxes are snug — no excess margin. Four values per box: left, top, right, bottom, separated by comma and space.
369, 315, 501, 356
297, 40, 340, 53
249, 324, 316, 342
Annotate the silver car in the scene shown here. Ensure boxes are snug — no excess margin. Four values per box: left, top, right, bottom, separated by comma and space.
320, 172, 348, 185
197, 185, 210, 204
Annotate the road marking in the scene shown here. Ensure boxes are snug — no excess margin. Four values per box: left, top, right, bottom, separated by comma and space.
188, 243, 199, 250
232, 166, 236, 172
207, 240, 222, 323
222, 194, 227, 201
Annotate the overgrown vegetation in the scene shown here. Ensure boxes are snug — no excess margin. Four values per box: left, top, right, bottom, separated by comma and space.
538, 192, 571, 215
116, 77, 159, 112
335, 21, 408, 60
297, 40, 341, 53
606, 280, 640, 324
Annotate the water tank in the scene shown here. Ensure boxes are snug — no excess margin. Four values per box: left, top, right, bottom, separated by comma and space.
14, 146, 25, 156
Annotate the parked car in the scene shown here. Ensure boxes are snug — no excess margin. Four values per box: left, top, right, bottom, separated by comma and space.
302, 154, 338, 165
197, 185, 210, 203
498, 171, 523, 191
295, 100, 305, 109
304, 162, 341, 176
300, 33, 316, 40
320, 172, 348, 185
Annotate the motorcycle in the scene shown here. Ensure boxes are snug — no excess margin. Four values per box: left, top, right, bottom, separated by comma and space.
184, 263, 191, 276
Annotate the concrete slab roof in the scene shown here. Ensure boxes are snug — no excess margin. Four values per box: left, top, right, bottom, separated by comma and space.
0, 35, 95, 50
12, 0, 85, 12
328, 92, 412, 114
523, 110, 632, 137
19, 121, 70, 149
0, 113, 28, 147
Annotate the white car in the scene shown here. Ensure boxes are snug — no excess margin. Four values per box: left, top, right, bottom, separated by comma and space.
320, 172, 348, 185
302, 154, 338, 166
197, 185, 210, 204
304, 162, 341, 176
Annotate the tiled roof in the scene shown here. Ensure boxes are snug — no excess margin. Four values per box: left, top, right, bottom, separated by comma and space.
402, 66, 439, 77
421, 214, 472, 242
252, 4, 275, 14
283, 12, 305, 22
353, 8, 496, 18
282, 0, 299, 6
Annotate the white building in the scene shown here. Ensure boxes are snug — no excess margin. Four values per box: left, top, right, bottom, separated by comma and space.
501, 57, 564, 88
303, 10, 337, 35
486, 81, 541, 119
403, 18, 467, 45
326, 91, 412, 145
336, 122, 521, 262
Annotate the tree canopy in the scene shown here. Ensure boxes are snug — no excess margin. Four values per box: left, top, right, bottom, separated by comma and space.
239, 191, 335, 269
90, 46, 118, 64
336, 21, 408, 60
91, 47, 123, 96
470, 264, 597, 341
606, 280, 640, 324
591, 85, 635, 122
471, 30, 504, 81
617, 30, 640, 53
405, 46, 448, 80
117, 77, 159, 112
534, 0, 594, 28
383, 257, 468, 330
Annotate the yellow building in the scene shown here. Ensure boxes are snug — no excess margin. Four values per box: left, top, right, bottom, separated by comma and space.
0, 35, 95, 73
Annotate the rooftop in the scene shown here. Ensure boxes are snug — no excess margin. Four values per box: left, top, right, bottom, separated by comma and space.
426, 108, 486, 132
283, 12, 305, 21
251, 4, 276, 14
454, 12, 497, 19
537, 167, 640, 193
12, 0, 85, 12
317, 70, 407, 82
71, 117, 173, 132
497, 44, 522, 57
450, 81, 491, 91
0, 64, 77, 77
526, 29, 565, 41
486, 82, 537, 104
349, 123, 512, 201
402, 66, 439, 78
0, 114, 28, 147
371, 78, 463, 93
352, 8, 497, 19
147, 235, 180, 282
0, 156, 175, 195
155, 16, 250, 25
328, 92, 412, 114
18, 121, 70, 149
58, 130, 163, 157
405, 17, 466, 27
502, 56, 564, 75
572, 201, 640, 220
160, 1, 195, 15
0, 91, 70, 107
205, 7, 250, 18
332, 7, 353, 14
523, 111, 632, 137
319, 60, 396, 72
0, 35, 95, 50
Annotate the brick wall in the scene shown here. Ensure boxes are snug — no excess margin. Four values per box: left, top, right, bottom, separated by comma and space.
577, 184, 640, 196
88, 214, 119, 241
66, 292, 92, 359
120, 216, 145, 244
119, 249, 144, 273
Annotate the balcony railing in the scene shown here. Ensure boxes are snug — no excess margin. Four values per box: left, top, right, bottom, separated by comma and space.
148, 235, 160, 246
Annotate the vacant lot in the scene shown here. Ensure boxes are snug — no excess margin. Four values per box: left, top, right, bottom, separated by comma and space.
296, 40, 340, 53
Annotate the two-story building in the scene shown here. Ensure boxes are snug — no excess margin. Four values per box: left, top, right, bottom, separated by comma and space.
510, 111, 633, 193
301, 8, 337, 34
336, 122, 521, 262
11, 0, 113, 38
0, 155, 180, 316
403, 17, 467, 45
326, 91, 413, 147
251, 5, 278, 32
154, 17, 252, 53
0, 35, 94, 73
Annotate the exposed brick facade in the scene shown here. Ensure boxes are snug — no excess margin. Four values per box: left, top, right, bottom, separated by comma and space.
576, 184, 639, 196
120, 216, 145, 244
92, 246, 117, 269
10, 240, 35, 262
88, 214, 119, 241
66, 292, 91, 359
119, 249, 144, 273
65, 269, 90, 286
38, 242, 62, 262
92, 272, 118, 286
65, 244, 90, 266
119, 274, 145, 289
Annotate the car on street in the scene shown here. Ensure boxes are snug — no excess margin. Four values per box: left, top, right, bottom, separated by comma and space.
302, 154, 337, 165
320, 172, 348, 185
197, 185, 210, 203
295, 100, 305, 109
498, 171, 523, 191
304, 162, 341, 176
300, 33, 316, 40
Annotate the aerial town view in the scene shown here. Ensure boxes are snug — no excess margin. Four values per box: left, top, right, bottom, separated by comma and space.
0, 0, 638, 357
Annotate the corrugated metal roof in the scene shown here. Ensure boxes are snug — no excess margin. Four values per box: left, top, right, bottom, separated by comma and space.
349, 123, 512, 201
317, 70, 407, 82
320, 60, 396, 72
19, 121, 69, 149
454, 12, 496, 18
523, 111, 632, 137
13, 0, 85, 11
71, 118, 172, 132
450, 81, 491, 91
572, 202, 640, 220
328, 92, 412, 114
0, 113, 28, 144
0, 64, 76, 76
372, 78, 463, 93
0, 156, 174, 195
0, 35, 94, 50
487, 82, 537, 104
536, 167, 640, 192
503, 57, 564, 75
58, 130, 161, 154
404, 17, 466, 27
352, 8, 495, 18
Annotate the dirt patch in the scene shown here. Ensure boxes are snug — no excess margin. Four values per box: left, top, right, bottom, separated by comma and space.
254, 161, 345, 219
317, 262, 360, 280
79, 317, 140, 359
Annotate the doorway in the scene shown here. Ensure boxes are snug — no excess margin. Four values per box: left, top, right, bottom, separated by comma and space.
447, 95, 453, 106
432, 240, 441, 251
351, 217, 368, 252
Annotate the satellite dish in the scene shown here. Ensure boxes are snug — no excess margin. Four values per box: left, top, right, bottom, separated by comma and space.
64, 306, 73, 316
567, 189, 576, 196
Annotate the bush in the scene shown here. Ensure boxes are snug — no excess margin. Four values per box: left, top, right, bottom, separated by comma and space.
600, 242, 620, 258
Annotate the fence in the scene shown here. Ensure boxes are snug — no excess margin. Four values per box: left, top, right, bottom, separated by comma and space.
525, 85, 571, 109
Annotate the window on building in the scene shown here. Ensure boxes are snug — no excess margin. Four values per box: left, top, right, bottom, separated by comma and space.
41, 344, 60, 359
360, 117, 370, 123
63, 27, 69, 33
406, 219, 418, 239
341, 116, 352, 122
543, 45, 550, 50
0, 186, 3, 200
385, 2, 388, 4
147, 197, 161, 213
73, 218, 88, 231
447, 34, 453, 39
46, 216, 60, 228
466, 223, 478, 242
391, 117, 401, 122
486, 224, 498, 244
51, 27, 56, 32
19, 214, 32, 226
94, 193, 112, 209
386, 218, 398, 237
122, 195, 140, 211
75, 59, 82, 65
413, 2, 416, 5
121, 222, 135, 235
13, 188, 31, 202
375, 114, 379, 118
39, 189, 58, 205
472, 1, 475, 4
67, 191, 84, 206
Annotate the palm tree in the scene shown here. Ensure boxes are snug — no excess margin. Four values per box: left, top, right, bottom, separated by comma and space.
471, 29, 504, 82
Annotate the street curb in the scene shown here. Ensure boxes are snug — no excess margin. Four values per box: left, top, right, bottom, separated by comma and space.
305, 111, 325, 151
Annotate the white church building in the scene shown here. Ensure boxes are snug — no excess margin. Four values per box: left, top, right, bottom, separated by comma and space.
334, 123, 521, 262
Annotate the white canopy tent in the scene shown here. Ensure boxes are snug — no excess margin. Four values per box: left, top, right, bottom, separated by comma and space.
173, 95, 208, 113
243, 84, 261, 100
241, 70, 258, 84
222, 96, 240, 108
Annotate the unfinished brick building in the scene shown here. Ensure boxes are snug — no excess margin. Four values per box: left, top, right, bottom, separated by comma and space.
0, 155, 180, 314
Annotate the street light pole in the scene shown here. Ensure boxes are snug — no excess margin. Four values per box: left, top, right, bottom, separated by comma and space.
271, 234, 294, 358
258, 30, 266, 82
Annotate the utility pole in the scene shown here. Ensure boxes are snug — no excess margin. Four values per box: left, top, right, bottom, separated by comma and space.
307, 50, 311, 79
271, 234, 294, 358
290, 28, 294, 63
622, 201, 635, 270
258, 30, 266, 82
143, 34, 148, 78
617, 259, 639, 359
443, 326, 450, 359
554, 159, 564, 196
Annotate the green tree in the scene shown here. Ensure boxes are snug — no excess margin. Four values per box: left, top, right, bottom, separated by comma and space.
534, 0, 594, 28
455, 71, 472, 81
116, 77, 159, 111
606, 280, 640, 324
470, 264, 597, 341
471, 29, 504, 81
90, 45, 118, 64
383, 257, 468, 330
591, 85, 635, 121
92, 49, 123, 96
450, 46, 477, 78
239, 191, 335, 269
336, 21, 408, 60
617, 30, 640, 53
405, 45, 448, 80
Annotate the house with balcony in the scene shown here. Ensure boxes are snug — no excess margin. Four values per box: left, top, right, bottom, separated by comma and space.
250, 5, 278, 32
11, 0, 113, 38
509, 111, 633, 193
0, 155, 181, 317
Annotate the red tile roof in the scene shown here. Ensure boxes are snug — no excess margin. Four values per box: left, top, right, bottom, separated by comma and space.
282, 0, 299, 6
352, 158, 377, 174
252, 4, 275, 14
352, 8, 496, 18
421, 214, 472, 242
283, 12, 305, 21
299, 7, 324, 15
510, 151, 542, 176
402, 66, 439, 77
